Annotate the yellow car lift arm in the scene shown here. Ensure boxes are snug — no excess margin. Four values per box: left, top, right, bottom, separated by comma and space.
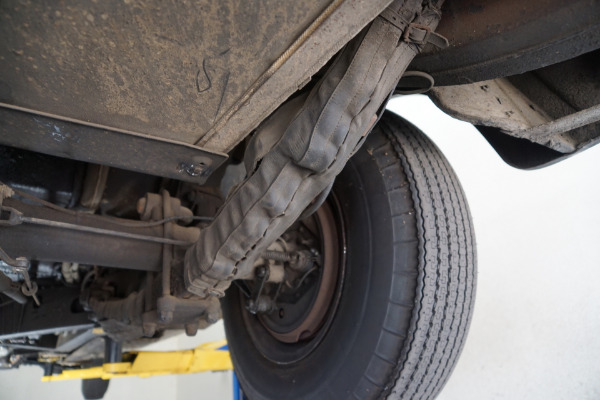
42, 340, 233, 382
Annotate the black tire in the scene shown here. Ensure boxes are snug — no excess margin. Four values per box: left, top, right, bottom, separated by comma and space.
222, 111, 477, 399
81, 378, 109, 400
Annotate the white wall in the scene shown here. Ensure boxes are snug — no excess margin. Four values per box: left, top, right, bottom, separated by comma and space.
1, 96, 599, 400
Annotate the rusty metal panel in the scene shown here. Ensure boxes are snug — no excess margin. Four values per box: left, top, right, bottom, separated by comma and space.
0, 0, 330, 144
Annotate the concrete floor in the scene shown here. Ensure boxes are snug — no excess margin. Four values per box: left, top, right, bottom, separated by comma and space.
1, 96, 599, 400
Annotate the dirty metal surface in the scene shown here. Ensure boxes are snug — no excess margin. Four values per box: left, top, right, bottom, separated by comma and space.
431, 79, 552, 137
410, 0, 600, 85
0, 0, 393, 154
0, 104, 227, 183
432, 79, 600, 154
431, 50, 600, 155
196, 0, 393, 152
0, 0, 330, 145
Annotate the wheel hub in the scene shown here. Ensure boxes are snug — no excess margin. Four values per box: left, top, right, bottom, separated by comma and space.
259, 202, 340, 343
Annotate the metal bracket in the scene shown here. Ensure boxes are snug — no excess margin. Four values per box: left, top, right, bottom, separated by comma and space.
403, 23, 449, 49
0, 103, 228, 184
0, 245, 39, 306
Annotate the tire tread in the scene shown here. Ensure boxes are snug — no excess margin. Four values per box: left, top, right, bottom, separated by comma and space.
363, 112, 476, 400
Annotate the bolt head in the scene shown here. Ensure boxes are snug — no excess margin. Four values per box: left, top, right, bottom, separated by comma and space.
178, 162, 207, 177
256, 266, 267, 278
